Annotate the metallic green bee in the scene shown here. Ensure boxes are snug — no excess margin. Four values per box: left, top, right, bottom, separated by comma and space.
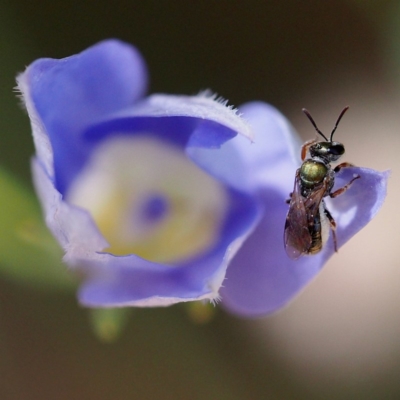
284, 107, 360, 259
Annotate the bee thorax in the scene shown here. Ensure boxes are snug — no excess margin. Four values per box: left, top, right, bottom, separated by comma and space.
300, 159, 327, 187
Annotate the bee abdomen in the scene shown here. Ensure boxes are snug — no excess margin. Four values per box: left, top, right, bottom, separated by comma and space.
309, 230, 323, 254
308, 213, 323, 254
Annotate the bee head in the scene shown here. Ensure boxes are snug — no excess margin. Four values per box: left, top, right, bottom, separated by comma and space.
302, 106, 349, 161
309, 141, 345, 161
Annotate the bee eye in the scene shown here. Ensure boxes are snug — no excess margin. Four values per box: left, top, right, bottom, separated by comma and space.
330, 144, 344, 155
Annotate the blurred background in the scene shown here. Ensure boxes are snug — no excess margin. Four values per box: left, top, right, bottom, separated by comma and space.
0, 0, 399, 399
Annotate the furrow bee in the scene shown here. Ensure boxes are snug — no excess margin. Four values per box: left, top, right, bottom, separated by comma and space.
284, 107, 360, 259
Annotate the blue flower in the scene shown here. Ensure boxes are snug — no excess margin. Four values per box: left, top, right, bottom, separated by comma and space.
17, 40, 388, 315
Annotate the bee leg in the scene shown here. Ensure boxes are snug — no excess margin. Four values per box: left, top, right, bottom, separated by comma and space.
286, 192, 293, 204
301, 138, 317, 161
330, 174, 360, 198
333, 162, 356, 173
323, 207, 338, 252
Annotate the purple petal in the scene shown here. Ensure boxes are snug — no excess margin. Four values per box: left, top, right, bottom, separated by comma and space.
221, 167, 389, 317
18, 39, 148, 192
31, 159, 109, 257
83, 94, 252, 152
75, 93, 252, 196
325, 167, 389, 251
26, 39, 147, 129
187, 102, 301, 194
215, 102, 389, 316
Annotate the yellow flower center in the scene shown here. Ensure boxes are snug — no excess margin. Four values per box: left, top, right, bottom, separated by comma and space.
67, 135, 228, 264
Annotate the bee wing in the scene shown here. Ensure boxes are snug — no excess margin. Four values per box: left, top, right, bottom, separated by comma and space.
303, 179, 329, 223
284, 171, 312, 259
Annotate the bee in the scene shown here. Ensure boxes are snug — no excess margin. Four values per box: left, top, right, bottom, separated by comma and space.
284, 107, 360, 259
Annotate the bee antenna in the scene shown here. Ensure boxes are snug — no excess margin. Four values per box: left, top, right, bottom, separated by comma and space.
330, 106, 349, 141
302, 108, 329, 141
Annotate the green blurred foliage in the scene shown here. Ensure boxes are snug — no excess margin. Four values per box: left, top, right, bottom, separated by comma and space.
90, 308, 134, 343
0, 5, 36, 180
382, 1, 400, 89
0, 167, 76, 290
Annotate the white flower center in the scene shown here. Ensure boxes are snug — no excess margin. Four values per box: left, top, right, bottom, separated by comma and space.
66, 135, 228, 264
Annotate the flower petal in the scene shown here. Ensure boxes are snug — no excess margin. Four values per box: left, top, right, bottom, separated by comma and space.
187, 102, 302, 194
221, 167, 389, 317
326, 167, 389, 250
83, 94, 252, 157
17, 39, 148, 191
111, 92, 253, 142
31, 158, 109, 257
214, 102, 389, 316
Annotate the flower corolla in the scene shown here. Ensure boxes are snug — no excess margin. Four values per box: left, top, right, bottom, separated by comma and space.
17, 40, 388, 316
